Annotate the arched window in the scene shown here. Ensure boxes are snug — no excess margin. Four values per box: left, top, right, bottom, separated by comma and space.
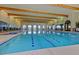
65, 20, 71, 31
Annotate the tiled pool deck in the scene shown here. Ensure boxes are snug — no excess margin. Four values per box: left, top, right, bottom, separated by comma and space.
0, 33, 20, 44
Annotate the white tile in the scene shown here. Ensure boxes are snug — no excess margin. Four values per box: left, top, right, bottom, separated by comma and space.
48, 45, 79, 55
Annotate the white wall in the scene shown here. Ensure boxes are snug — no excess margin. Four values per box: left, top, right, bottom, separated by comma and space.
68, 12, 79, 28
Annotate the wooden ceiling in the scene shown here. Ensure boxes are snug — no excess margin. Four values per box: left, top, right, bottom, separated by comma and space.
1, 4, 79, 20
0, 4, 75, 23
1, 4, 77, 23
0, 5, 68, 18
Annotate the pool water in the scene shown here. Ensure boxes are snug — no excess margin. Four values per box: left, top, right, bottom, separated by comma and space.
0, 31, 79, 54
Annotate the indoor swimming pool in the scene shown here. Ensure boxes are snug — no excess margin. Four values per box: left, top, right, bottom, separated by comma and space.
0, 31, 79, 54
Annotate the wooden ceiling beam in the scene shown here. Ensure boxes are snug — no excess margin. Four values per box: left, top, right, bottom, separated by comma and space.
49, 4, 79, 10
8, 13, 57, 19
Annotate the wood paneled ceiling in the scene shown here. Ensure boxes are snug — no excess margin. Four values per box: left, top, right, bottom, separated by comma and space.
0, 4, 79, 20
0, 4, 79, 23
1, 4, 78, 23
2, 4, 79, 23
0, 5, 68, 18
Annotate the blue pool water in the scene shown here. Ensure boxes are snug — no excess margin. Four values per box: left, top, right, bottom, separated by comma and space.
0, 31, 79, 54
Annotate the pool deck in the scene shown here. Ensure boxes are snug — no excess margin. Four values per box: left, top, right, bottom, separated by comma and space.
0, 33, 20, 44
0, 31, 79, 55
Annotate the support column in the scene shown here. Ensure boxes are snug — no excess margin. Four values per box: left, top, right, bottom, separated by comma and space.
64, 17, 68, 31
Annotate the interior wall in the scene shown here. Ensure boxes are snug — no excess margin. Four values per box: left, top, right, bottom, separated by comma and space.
68, 12, 79, 28
9, 16, 21, 28
0, 10, 10, 24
